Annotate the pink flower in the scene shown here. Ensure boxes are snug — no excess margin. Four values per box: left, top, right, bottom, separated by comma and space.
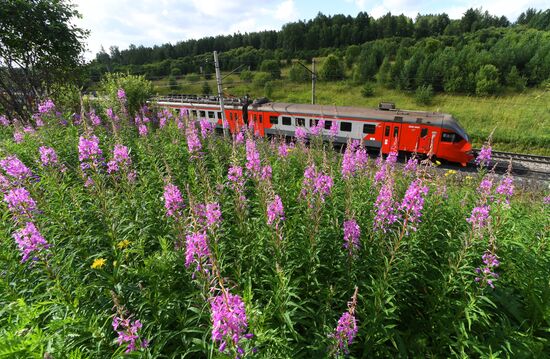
185, 231, 211, 274
267, 195, 285, 226
13, 222, 50, 263
1, 156, 32, 180
163, 183, 184, 218
343, 219, 360, 254
39, 146, 58, 167
210, 292, 252, 355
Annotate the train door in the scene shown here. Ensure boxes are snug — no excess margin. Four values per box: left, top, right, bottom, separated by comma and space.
381, 122, 402, 153
417, 127, 431, 153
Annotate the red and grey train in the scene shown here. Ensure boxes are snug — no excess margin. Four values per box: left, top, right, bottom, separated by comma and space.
157, 95, 474, 166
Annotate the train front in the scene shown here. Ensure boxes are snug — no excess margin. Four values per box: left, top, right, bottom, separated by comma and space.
437, 116, 474, 166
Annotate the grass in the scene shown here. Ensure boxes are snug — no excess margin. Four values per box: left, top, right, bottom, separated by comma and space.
154, 73, 550, 155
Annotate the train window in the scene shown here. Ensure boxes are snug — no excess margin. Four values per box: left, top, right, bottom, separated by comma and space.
296, 117, 305, 126
270, 116, 278, 125
363, 124, 376, 134
324, 120, 332, 129
393, 127, 399, 137
416, 118, 422, 124
192, 110, 197, 118
217, 112, 222, 120
208, 111, 215, 118
394, 116, 403, 122
441, 132, 456, 142
200, 110, 206, 118
384, 126, 390, 136
282, 116, 291, 126
421, 128, 428, 137
309, 119, 319, 127
340, 122, 352, 132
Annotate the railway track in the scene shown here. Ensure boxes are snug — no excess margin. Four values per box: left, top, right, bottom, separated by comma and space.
471, 149, 550, 181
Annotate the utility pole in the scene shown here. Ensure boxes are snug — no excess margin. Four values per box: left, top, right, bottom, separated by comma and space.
311, 58, 316, 105
213, 50, 228, 138
297, 59, 317, 105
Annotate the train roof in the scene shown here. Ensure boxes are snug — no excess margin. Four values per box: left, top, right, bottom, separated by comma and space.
255, 101, 469, 142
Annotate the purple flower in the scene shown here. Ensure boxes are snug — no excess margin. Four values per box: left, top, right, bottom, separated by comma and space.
311, 119, 325, 136
89, 110, 101, 126
0, 115, 9, 126
331, 288, 359, 355
186, 123, 202, 154
205, 202, 222, 228
13, 131, 24, 143
210, 292, 252, 355
295, 127, 307, 141
228, 165, 244, 185
117, 88, 126, 100
106, 108, 118, 121
0, 174, 9, 192
329, 121, 339, 137
4, 187, 36, 219
245, 139, 261, 177
1, 156, 32, 180
234, 130, 245, 144
374, 183, 397, 232
475, 251, 500, 288
301, 165, 333, 203
200, 118, 215, 138
404, 157, 418, 173
341, 142, 358, 179
38, 99, 55, 114
107, 144, 131, 174
386, 150, 398, 165
495, 176, 514, 205
185, 231, 211, 274
544, 195, 550, 205
13, 222, 49, 263
399, 179, 429, 232
261, 165, 272, 181
112, 316, 147, 353
163, 183, 184, 218
78, 135, 103, 166
138, 124, 148, 137
39, 146, 58, 167
343, 219, 360, 254
278, 142, 293, 158
267, 195, 285, 226
467, 205, 490, 232
478, 177, 493, 197
476, 144, 492, 167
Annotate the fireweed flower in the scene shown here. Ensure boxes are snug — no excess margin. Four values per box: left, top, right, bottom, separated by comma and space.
78, 135, 103, 169
467, 205, 490, 232
301, 165, 333, 203
117, 88, 126, 100
185, 231, 211, 274
210, 292, 252, 355
12, 222, 50, 263
399, 179, 429, 232
199, 118, 215, 138
245, 139, 261, 177
234, 130, 245, 144
295, 127, 307, 142
329, 120, 339, 137
374, 183, 398, 232
343, 219, 360, 254
112, 316, 148, 353
38, 99, 55, 114
478, 177, 493, 198
404, 157, 418, 173
495, 175, 514, 205
89, 110, 101, 126
341, 142, 358, 179
0, 174, 9, 192
205, 202, 222, 228
331, 288, 359, 355
163, 183, 184, 218
0, 115, 9, 126
476, 144, 492, 167
267, 195, 285, 226
33, 113, 44, 127
311, 119, 325, 136
13, 131, 24, 144
261, 165, 272, 181
278, 142, 289, 158
543, 195, 550, 205
1, 156, 32, 180
38, 146, 58, 167
386, 150, 398, 166
106, 108, 118, 122
4, 187, 37, 218
107, 144, 131, 174
186, 123, 202, 155
475, 251, 500, 288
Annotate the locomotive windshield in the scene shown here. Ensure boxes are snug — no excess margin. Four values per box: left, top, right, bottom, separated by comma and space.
442, 116, 470, 143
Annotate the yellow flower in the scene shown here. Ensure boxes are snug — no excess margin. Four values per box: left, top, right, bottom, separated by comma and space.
435, 160, 441, 166
91, 258, 106, 269
465, 175, 473, 181
117, 239, 131, 249
445, 170, 457, 177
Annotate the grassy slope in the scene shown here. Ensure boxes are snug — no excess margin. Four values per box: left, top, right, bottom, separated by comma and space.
154, 72, 550, 155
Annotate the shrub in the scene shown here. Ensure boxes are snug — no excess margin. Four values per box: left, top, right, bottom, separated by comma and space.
253, 72, 272, 87
240, 70, 253, 83
506, 66, 526, 92
289, 63, 309, 83
361, 83, 375, 97
476, 64, 499, 96
264, 81, 274, 98
98, 73, 153, 116
260, 60, 281, 79
415, 84, 434, 105
186, 73, 200, 82
319, 54, 345, 81
201, 81, 211, 95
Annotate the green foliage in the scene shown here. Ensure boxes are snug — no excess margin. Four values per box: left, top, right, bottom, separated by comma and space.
319, 54, 345, 81
0, 0, 88, 122
377, 56, 392, 86
345, 45, 361, 68
98, 73, 153, 116
360, 82, 375, 97
253, 72, 272, 87
506, 66, 526, 91
260, 60, 281, 79
240, 70, 253, 83
415, 84, 434, 105
288, 63, 310, 83
264, 81, 274, 98
201, 81, 211, 95
353, 52, 378, 83
170, 67, 181, 76
0, 101, 549, 357
168, 76, 179, 91
476, 64, 500, 96
186, 73, 200, 82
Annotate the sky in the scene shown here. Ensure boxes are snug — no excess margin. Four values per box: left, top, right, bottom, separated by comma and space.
73, 0, 549, 60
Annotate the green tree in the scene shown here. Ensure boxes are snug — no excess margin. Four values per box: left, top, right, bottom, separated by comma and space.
201, 82, 211, 95
361, 83, 375, 97
476, 64, 500, 95
240, 70, 253, 83
0, 0, 87, 123
260, 60, 281, 79
289, 63, 309, 82
506, 66, 526, 91
353, 52, 378, 83
253, 72, 272, 87
377, 56, 391, 86
345, 45, 361, 68
319, 54, 344, 81
99, 73, 154, 117
415, 84, 434, 105
168, 76, 179, 91
264, 81, 274, 98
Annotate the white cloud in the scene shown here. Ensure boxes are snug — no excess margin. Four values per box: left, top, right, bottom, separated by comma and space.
275, 0, 298, 21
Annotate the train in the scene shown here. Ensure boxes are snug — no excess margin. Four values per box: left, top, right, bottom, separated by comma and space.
156, 95, 474, 166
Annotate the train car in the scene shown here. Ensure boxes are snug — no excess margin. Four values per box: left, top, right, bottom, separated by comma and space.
156, 95, 474, 166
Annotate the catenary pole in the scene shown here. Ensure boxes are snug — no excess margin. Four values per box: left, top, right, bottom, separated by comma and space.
213, 51, 228, 138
